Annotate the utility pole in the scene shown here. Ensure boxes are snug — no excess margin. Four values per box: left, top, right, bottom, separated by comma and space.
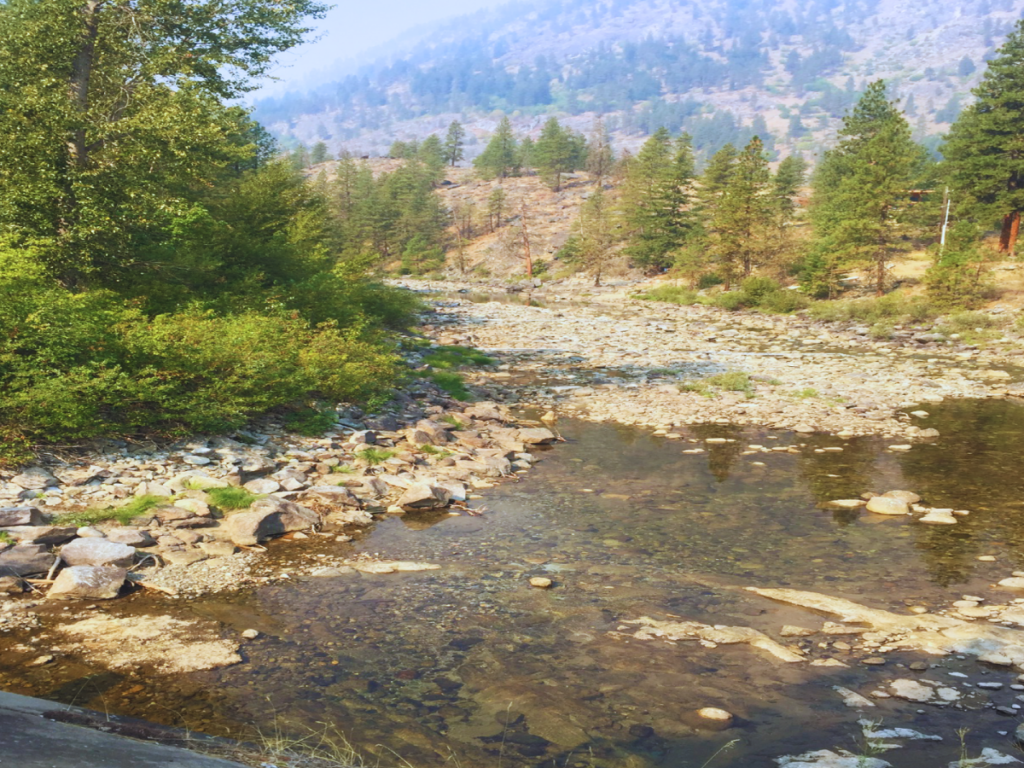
939, 187, 951, 256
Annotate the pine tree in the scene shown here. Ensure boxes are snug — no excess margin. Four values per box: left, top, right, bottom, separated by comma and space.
620, 128, 697, 271
443, 121, 466, 167
585, 119, 615, 186
487, 187, 507, 232
534, 117, 585, 191
804, 81, 919, 297
574, 187, 615, 286
310, 141, 332, 165
944, 19, 1024, 256
696, 144, 738, 220
473, 117, 519, 180
709, 136, 773, 287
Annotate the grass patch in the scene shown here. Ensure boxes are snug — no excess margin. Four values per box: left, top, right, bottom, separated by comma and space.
428, 371, 472, 401
789, 387, 819, 398
57, 494, 165, 527
357, 447, 396, 466
0, 530, 13, 545
636, 284, 699, 305
419, 444, 453, 458
331, 464, 356, 474
205, 486, 261, 510
284, 404, 337, 436
679, 371, 754, 398
440, 414, 465, 428
423, 345, 495, 369
809, 291, 941, 325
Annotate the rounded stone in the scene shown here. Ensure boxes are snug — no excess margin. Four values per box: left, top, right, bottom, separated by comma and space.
242, 629, 259, 640
529, 577, 553, 589
694, 708, 734, 730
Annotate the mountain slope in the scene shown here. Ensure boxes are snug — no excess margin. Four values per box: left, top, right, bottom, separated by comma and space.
255, 0, 1024, 161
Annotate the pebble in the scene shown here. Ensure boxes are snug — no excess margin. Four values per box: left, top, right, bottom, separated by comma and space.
529, 577, 553, 589
241, 629, 259, 640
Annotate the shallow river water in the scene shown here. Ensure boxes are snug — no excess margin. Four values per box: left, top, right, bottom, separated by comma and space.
12, 399, 1024, 767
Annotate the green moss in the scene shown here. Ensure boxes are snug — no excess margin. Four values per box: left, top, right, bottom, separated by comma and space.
423, 345, 495, 369
57, 494, 165, 527
205, 486, 261, 510
429, 371, 472, 401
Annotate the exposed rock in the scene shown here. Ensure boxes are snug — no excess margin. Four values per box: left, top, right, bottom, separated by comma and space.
60, 538, 136, 568
153, 505, 212, 528
305, 486, 361, 506
0, 544, 56, 577
833, 686, 874, 708
515, 427, 557, 445
222, 498, 319, 546
173, 498, 212, 517
105, 528, 156, 547
243, 478, 280, 494
865, 497, 910, 516
11, 467, 57, 490
624, 616, 805, 663
781, 625, 817, 637
948, 749, 1021, 767
823, 500, 866, 509
47, 566, 126, 600
889, 678, 936, 703
349, 560, 441, 574
0, 526, 77, 545
0, 507, 45, 527
0, 575, 26, 594
397, 483, 452, 511
198, 540, 237, 558
919, 508, 957, 525
693, 707, 733, 729
882, 490, 921, 504
134, 481, 172, 497
529, 577, 553, 588
463, 402, 508, 421
776, 750, 889, 768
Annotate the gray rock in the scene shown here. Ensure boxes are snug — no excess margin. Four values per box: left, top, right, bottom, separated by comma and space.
515, 428, 557, 445
243, 478, 280, 494
106, 528, 156, 548
134, 481, 172, 497
182, 454, 211, 466
463, 403, 507, 422
351, 430, 377, 445
47, 565, 126, 600
397, 483, 452, 511
882, 490, 921, 504
198, 540, 237, 557
0, 544, 56, 577
10, 468, 57, 490
0, 507, 45, 527
305, 486, 361, 506
59, 538, 136, 568
76, 526, 105, 538
152, 505, 213, 528
0, 526, 77, 545
222, 498, 319, 546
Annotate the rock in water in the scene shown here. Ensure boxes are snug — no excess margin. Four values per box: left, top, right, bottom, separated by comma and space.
397, 483, 452, 511
529, 577, 553, 589
47, 566, 126, 600
882, 490, 921, 504
919, 509, 957, 525
515, 428, 557, 445
694, 707, 734, 730
776, 750, 890, 768
865, 497, 909, 516
222, 498, 319, 546
60, 538, 136, 568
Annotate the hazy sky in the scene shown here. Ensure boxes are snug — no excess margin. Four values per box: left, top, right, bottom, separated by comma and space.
256, 0, 510, 98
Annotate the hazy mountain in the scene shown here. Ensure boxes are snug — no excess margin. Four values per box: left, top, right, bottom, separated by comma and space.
254, 0, 1024, 162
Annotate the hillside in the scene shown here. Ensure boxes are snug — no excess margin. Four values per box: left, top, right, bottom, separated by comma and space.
255, 0, 1024, 162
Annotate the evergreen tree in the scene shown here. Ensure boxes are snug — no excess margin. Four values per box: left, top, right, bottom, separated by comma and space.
585, 119, 615, 186
574, 187, 615, 286
517, 136, 536, 175
708, 136, 773, 287
620, 128, 698, 271
944, 19, 1024, 256
310, 141, 332, 165
773, 155, 808, 219
697, 144, 738, 218
443, 120, 466, 167
804, 81, 919, 297
473, 117, 519, 179
487, 187, 507, 232
534, 117, 586, 191
417, 135, 445, 180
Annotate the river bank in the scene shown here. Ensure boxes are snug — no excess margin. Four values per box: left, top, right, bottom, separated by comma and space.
5, 278, 1024, 767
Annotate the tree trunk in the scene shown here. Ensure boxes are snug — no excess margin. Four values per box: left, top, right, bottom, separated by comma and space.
67, 0, 103, 169
1000, 211, 1020, 256
521, 203, 533, 278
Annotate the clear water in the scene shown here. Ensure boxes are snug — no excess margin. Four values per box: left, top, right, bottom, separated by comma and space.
7, 399, 1024, 767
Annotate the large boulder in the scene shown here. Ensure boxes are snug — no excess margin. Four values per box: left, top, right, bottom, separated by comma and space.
463, 403, 509, 422
47, 566, 126, 600
0, 544, 56, 577
0, 507, 45, 527
0, 526, 77, 545
397, 483, 452, 511
10, 467, 57, 490
243, 477, 280, 494
222, 498, 319, 546
106, 528, 156, 548
60, 538, 136, 568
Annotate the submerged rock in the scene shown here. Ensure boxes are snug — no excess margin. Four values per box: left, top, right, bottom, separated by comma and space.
865, 497, 909, 516
776, 750, 889, 768
624, 616, 805, 663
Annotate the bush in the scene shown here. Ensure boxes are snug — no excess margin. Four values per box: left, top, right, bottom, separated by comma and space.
423, 345, 495, 369
740, 276, 780, 301
205, 486, 261, 510
357, 447, 395, 466
428, 371, 472, 401
284, 404, 338, 436
808, 291, 941, 325
708, 291, 748, 311
637, 284, 699, 305
760, 290, 810, 313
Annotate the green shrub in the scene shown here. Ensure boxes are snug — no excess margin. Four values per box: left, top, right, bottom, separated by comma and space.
284, 404, 337, 436
429, 371, 472, 401
637, 284, 699, 305
942, 311, 996, 331
357, 447, 395, 466
705, 371, 754, 396
423, 345, 495, 369
740, 276, 780, 301
808, 292, 941, 325
760, 290, 810, 314
708, 291, 749, 311
58, 495, 165, 527
696, 273, 723, 290
331, 464, 356, 474
205, 486, 261, 510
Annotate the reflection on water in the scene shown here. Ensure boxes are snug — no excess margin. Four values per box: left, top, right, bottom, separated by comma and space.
17, 400, 1024, 766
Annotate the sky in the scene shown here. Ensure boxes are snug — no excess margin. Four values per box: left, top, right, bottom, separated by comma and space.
255, 0, 510, 99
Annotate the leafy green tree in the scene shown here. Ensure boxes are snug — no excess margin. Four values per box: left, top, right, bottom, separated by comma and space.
534, 117, 586, 191
708, 136, 774, 286
0, 0, 327, 289
443, 121, 466, 166
804, 81, 919, 297
620, 128, 698, 271
473, 117, 519, 179
944, 20, 1024, 256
